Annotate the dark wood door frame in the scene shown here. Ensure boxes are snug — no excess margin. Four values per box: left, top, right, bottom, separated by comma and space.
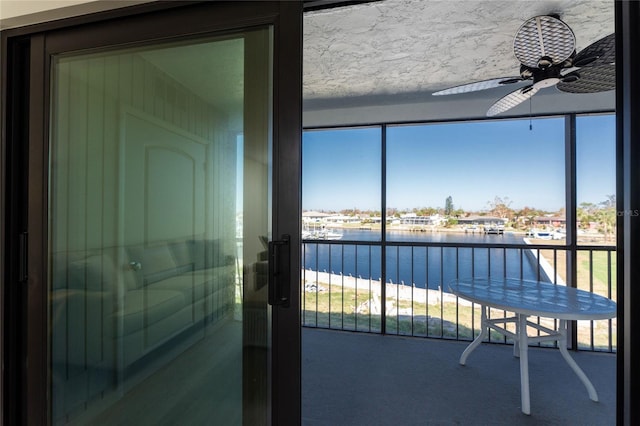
1, 34, 31, 426
4, 1, 640, 425
616, 2, 640, 425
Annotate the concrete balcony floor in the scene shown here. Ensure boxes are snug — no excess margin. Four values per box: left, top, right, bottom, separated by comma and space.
302, 327, 616, 426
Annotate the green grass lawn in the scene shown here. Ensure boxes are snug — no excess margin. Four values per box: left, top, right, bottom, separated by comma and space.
301, 282, 616, 351
578, 250, 616, 297
538, 246, 616, 297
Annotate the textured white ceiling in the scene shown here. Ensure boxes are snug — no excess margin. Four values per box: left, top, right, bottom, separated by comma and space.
303, 0, 615, 124
0, 0, 615, 124
304, 0, 614, 98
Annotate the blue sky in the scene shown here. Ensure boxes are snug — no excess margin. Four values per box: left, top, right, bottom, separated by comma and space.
302, 114, 615, 213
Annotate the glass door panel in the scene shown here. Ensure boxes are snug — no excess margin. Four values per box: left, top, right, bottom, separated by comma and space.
49, 28, 272, 425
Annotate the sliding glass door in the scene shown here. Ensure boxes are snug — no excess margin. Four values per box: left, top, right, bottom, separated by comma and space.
11, 2, 301, 425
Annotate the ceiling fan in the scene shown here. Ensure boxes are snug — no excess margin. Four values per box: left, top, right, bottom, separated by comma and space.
432, 15, 615, 117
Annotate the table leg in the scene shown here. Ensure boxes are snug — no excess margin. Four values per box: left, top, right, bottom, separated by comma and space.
557, 319, 599, 401
517, 313, 531, 415
460, 305, 487, 365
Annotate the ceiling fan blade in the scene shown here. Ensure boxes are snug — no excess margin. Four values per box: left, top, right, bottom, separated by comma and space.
557, 64, 615, 93
486, 85, 540, 117
432, 77, 524, 96
572, 33, 615, 67
513, 15, 576, 69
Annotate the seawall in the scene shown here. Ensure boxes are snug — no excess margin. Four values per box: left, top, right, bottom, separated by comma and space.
302, 269, 470, 307
522, 238, 565, 285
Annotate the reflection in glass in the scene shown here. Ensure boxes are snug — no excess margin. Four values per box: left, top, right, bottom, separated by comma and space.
49, 28, 271, 425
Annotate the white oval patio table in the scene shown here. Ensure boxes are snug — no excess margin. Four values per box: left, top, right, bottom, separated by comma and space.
448, 277, 617, 415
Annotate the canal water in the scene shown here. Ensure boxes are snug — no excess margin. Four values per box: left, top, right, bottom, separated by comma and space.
302, 229, 549, 290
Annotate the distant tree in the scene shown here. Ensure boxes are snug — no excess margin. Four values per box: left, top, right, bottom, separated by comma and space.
416, 207, 438, 216
595, 207, 616, 242
453, 208, 465, 218
597, 195, 616, 242
577, 202, 596, 229
340, 208, 359, 216
444, 196, 454, 216
601, 194, 616, 209
577, 198, 617, 241
513, 206, 539, 229
487, 196, 514, 219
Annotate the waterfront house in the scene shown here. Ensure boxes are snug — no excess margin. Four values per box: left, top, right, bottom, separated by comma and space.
534, 215, 567, 228
324, 214, 362, 224
302, 211, 333, 224
1, 1, 639, 425
458, 216, 508, 227
399, 213, 444, 226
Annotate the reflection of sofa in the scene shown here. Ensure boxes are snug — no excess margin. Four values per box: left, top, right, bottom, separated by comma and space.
123, 238, 235, 365
50, 238, 235, 418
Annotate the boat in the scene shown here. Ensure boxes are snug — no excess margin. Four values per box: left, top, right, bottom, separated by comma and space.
322, 230, 343, 240
533, 230, 552, 240
484, 223, 505, 235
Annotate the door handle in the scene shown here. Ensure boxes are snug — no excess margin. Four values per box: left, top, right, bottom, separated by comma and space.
268, 234, 290, 307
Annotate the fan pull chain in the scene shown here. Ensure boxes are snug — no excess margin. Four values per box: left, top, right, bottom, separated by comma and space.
529, 96, 533, 130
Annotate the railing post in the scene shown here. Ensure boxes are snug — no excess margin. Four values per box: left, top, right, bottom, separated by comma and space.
565, 114, 579, 350
380, 124, 387, 335
300, 238, 614, 352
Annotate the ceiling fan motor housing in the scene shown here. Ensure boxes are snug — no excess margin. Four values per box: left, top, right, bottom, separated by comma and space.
531, 65, 562, 88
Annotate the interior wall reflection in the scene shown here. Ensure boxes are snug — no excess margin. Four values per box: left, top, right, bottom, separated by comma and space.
49, 38, 242, 424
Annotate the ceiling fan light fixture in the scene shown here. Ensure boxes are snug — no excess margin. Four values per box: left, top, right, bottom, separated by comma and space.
537, 56, 554, 69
